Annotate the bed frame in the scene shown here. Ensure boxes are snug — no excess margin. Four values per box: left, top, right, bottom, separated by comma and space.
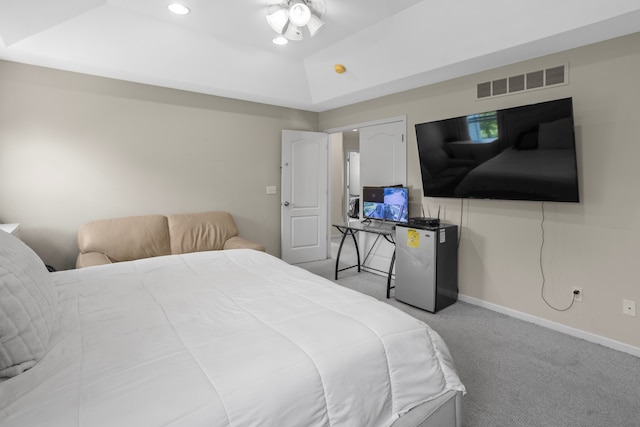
393, 390, 462, 427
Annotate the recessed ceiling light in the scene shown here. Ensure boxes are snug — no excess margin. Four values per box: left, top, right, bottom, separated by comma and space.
272, 36, 288, 45
168, 3, 190, 15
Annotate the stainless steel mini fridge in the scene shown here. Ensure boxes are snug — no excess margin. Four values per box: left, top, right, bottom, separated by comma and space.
394, 223, 458, 312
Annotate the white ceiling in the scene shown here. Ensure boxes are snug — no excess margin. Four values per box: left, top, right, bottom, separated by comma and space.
1, 0, 640, 112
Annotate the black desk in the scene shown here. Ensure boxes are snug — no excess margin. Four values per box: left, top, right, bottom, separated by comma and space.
332, 222, 396, 298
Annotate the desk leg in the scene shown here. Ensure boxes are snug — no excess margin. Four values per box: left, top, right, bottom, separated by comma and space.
335, 228, 349, 280
387, 249, 396, 299
350, 230, 361, 272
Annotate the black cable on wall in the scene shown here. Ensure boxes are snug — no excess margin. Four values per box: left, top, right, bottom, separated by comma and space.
539, 201, 576, 312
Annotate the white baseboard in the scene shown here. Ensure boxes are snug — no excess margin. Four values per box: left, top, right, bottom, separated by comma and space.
458, 294, 640, 358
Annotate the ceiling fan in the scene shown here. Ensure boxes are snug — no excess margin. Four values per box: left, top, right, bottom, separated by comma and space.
266, 0, 327, 41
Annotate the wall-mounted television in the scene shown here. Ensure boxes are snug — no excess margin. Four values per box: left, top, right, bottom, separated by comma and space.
362, 186, 409, 224
415, 97, 579, 202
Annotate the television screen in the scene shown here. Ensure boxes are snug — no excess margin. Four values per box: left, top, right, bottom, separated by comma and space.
362, 186, 409, 223
415, 97, 579, 202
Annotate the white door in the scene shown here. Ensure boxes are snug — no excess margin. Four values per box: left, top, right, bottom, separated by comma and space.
360, 121, 406, 187
281, 130, 329, 264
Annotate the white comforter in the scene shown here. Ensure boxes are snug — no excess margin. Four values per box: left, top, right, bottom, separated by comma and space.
0, 249, 464, 426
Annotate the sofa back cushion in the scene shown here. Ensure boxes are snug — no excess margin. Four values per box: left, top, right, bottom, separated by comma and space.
168, 211, 238, 254
77, 215, 171, 262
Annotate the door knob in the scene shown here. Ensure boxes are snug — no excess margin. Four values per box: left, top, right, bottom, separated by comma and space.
284, 201, 290, 206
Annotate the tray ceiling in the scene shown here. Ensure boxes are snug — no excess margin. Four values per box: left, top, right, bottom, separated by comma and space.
1, 0, 640, 111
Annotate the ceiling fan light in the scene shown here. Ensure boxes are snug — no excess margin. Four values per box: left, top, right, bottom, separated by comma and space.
288, 2, 311, 27
266, 9, 289, 34
168, 3, 190, 15
306, 14, 324, 37
273, 36, 288, 45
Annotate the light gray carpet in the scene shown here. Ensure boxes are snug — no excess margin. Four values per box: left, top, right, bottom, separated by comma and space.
298, 253, 640, 427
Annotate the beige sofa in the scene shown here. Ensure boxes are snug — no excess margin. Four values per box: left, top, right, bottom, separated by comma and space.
76, 211, 265, 268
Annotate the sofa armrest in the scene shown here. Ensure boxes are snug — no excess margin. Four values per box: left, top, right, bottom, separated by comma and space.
76, 252, 113, 268
223, 236, 265, 252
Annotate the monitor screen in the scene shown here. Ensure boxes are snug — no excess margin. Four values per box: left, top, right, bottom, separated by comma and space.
362, 186, 409, 223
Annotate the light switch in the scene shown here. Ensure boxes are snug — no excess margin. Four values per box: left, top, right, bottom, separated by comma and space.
266, 186, 277, 195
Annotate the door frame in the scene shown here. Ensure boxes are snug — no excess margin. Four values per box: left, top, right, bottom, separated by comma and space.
278, 116, 407, 261
345, 149, 360, 224
323, 115, 407, 249
324, 116, 407, 137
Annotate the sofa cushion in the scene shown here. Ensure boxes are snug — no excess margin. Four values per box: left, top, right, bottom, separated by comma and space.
77, 215, 171, 263
168, 212, 239, 254
0, 230, 58, 378
224, 236, 266, 252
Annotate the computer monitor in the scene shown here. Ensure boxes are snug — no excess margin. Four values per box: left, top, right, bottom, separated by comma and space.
362, 186, 409, 224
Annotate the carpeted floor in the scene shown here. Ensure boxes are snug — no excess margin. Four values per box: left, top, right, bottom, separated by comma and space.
297, 252, 640, 427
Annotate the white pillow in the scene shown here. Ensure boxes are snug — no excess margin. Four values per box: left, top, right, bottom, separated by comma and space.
0, 230, 58, 378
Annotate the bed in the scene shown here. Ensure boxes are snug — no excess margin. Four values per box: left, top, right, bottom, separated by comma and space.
0, 230, 465, 427
454, 147, 579, 201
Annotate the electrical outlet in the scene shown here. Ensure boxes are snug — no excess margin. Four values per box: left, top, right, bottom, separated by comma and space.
571, 287, 583, 302
623, 299, 636, 317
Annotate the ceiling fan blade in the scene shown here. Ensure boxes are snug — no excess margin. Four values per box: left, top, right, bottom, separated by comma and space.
306, 14, 324, 37
266, 0, 288, 8
266, 9, 289, 34
307, 0, 327, 18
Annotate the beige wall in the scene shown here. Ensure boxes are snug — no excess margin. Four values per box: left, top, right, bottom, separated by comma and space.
319, 33, 640, 349
342, 130, 359, 151
0, 60, 318, 269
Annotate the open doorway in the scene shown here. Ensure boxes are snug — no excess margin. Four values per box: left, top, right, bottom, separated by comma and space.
281, 118, 405, 263
346, 150, 360, 225
326, 117, 407, 274
344, 129, 360, 226
328, 130, 359, 237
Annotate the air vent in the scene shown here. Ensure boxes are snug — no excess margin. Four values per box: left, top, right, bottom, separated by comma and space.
492, 78, 507, 95
508, 75, 525, 92
477, 82, 491, 98
477, 64, 567, 99
545, 65, 565, 85
526, 70, 544, 89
